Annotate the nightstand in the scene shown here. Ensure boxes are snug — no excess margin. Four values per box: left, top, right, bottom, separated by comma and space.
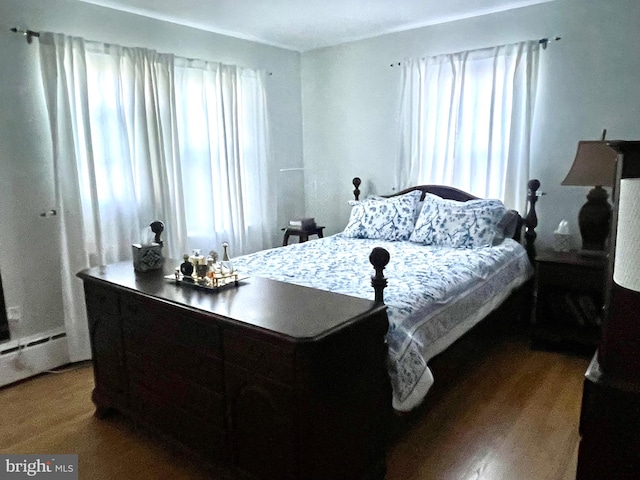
281, 226, 324, 246
531, 250, 607, 349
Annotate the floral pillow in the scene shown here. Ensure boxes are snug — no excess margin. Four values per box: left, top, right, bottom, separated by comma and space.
409, 193, 506, 248
343, 190, 422, 241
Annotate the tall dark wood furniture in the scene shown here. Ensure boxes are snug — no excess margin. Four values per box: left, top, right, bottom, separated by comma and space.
576, 141, 640, 480
78, 261, 391, 480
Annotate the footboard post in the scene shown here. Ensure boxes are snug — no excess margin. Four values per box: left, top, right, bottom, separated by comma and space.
369, 247, 390, 303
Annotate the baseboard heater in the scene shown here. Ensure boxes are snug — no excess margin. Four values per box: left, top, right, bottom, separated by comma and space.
0, 327, 70, 387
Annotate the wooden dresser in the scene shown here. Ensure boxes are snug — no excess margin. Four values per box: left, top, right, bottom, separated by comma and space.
78, 261, 391, 480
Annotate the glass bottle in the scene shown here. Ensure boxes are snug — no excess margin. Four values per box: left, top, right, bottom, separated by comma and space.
180, 254, 194, 280
189, 249, 202, 269
221, 242, 234, 274
196, 262, 209, 281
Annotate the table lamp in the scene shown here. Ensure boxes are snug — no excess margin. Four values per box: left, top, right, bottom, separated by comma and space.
561, 138, 617, 254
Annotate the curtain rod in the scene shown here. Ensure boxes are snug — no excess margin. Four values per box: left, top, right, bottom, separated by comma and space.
9, 26, 273, 76
389, 36, 562, 67
10, 27, 40, 44
539, 36, 562, 49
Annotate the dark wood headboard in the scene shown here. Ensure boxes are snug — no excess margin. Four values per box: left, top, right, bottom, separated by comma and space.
386, 184, 485, 202
353, 176, 501, 202
352, 177, 540, 257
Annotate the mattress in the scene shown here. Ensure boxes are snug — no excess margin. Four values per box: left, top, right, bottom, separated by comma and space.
232, 234, 533, 411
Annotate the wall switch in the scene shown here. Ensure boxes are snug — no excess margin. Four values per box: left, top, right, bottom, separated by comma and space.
7, 306, 22, 322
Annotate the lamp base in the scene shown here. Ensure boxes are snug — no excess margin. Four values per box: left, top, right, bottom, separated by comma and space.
578, 186, 612, 252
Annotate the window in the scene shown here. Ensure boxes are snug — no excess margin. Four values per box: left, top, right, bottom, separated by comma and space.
398, 40, 540, 210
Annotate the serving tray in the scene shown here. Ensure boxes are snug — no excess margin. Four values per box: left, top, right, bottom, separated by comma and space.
164, 271, 248, 292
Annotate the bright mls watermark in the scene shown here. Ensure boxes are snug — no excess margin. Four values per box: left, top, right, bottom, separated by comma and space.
0, 455, 77, 479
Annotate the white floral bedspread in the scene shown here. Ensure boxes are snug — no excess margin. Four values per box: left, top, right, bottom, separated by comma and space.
232, 234, 533, 411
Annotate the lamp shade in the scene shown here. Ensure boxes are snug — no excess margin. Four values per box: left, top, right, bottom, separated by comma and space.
613, 178, 640, 292
561, 141, 617, 187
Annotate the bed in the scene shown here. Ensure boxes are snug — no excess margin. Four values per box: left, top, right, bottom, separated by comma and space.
232, 178, 541, 412
78, 178, 541, 478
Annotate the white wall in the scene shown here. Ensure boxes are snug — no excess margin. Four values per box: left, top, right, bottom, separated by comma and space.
301, 0, 640, 247
2, 0, 639, 373
0, 0, 303, 350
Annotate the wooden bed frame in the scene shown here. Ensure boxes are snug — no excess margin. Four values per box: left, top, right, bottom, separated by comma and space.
78, 178, 541, 479
356, 177, 541, 303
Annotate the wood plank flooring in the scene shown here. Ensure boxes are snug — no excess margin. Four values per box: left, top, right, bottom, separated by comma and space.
0, 332, 589, 480
385, 332, 589, 480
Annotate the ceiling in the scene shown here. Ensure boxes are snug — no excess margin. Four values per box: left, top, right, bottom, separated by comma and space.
77, 0, 553, 52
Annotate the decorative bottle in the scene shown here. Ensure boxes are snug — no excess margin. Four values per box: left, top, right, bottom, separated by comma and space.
189, 249, 202, 269
180, 254, 194, 280
221, 242, 234, 274
207, 251, 219, 278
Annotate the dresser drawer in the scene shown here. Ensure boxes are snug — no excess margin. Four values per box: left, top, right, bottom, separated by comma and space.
128, 353, 225, 429
123, 324, 224, 391
537, 262, 604, 292
84, 283, 119, 316
121, 296, 222, 357
130, 382, 228, 461
224, 330, 295, 384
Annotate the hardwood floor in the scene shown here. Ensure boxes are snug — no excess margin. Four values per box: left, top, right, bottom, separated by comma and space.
0, 331, 589, 480
386, 331, 589, 480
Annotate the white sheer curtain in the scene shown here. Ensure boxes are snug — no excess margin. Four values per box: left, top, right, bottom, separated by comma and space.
39, 33, 272, 361
398, 40, 540, 211
174, 60, 274, 256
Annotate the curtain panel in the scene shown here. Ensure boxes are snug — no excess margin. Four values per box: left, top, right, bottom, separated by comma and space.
39, 32, 273, 361
174, 59, 274, 255
397, 40, 540, 212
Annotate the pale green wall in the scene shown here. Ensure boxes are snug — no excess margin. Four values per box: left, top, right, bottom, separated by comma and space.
0, 0, 303, 343
301, 0, 640, 248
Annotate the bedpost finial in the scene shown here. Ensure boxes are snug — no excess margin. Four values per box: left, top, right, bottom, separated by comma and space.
353, 177, 362, 201
370, 247, 390, 303
369, 247, 390, 269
